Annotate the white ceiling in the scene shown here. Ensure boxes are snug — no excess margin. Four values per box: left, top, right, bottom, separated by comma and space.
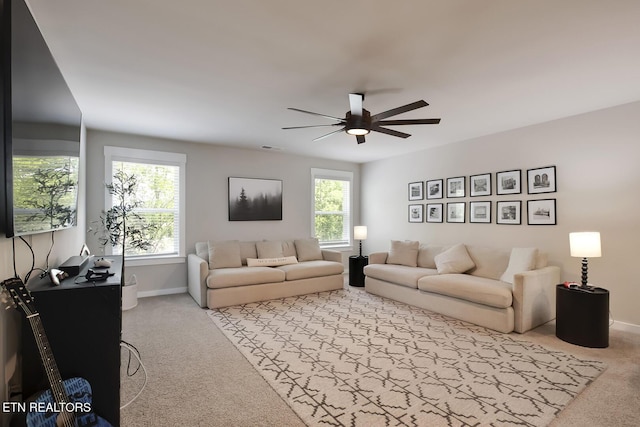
26, 0, 640, 163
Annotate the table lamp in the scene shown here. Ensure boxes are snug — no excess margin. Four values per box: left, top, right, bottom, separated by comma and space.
569, 232, 601, 289
354, 226, 367, 257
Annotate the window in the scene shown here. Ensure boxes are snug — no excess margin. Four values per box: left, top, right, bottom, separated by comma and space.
311, 168, 353, 248
104, 146, 186, 264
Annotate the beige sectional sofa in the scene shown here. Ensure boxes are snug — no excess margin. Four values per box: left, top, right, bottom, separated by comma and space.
188, 238, 344, 309
364, 241, 561, 333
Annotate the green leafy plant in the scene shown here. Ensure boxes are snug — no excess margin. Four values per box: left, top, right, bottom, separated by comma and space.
97, 170, 157, 285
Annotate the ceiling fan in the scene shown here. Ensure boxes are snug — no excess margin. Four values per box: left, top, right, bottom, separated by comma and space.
283, 93, 440, 144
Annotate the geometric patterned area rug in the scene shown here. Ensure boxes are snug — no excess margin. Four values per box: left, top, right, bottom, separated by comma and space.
208, 288, 606, 427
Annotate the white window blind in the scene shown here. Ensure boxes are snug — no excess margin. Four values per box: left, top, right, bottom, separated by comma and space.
104, 146, 186, 260
311, 168, 353, 247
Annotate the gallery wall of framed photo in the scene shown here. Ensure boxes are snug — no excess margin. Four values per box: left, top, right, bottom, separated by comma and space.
407, 165, 557, 225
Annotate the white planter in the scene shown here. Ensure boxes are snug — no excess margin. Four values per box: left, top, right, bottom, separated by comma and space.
122, 284, 138, 310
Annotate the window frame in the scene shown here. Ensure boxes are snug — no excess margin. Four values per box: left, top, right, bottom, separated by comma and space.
310, 168, 353, 250
104, 146, 186, 266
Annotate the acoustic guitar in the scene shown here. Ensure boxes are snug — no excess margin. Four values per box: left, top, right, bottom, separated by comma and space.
1, 277, 113, 427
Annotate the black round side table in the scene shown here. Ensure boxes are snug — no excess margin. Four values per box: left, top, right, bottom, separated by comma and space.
348, 255, 368, 287
556, 284, 609, 348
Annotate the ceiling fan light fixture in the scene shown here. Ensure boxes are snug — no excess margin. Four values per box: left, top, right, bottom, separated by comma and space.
346, 127, 370, 136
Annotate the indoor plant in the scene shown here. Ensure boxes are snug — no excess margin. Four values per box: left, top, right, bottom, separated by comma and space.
97, 169, 157, 308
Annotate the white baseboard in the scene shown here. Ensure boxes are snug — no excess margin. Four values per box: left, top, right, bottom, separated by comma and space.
138, 287, 187, 298
611, 320, 640, 335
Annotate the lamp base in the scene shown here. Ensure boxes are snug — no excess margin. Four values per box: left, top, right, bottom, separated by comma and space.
580, 257, 589, 288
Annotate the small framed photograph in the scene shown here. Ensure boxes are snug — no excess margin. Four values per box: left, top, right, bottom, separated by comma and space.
496, 201, 521, 224
426, 203, 443, 223
527, 166, 556, 194
408, 204, 424, 223
527, 199, 557, 225
447, 176, 465, 198
470, 173, 491, 197
446, 202, 465, 223
426, 179, 443, 199
408, 181, 424, 200
469, 201, 491, 223
496, 170, 521, 195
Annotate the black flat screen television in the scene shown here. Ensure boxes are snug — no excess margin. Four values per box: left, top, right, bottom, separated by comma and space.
1, 0, 82, 238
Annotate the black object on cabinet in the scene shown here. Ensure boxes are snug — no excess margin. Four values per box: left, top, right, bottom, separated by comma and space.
556, 284, 609, 348
21, 257, 122, 426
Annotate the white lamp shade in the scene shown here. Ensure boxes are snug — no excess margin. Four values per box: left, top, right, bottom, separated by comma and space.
354, 226, 368, 240
569, 232, 601, 257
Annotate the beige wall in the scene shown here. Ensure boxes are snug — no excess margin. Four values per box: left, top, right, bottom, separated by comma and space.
85, 129, 361, 295
0, 125, 87, 419
361, 101, 640, 329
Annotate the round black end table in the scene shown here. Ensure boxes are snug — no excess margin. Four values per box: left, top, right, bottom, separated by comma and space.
348, 255, 368, 287
556, 284, 609, 348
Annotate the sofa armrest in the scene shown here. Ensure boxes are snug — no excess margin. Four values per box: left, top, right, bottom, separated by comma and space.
321, 249, 343, 263
368, 252, 388, 264
512, 266, 561, 333
188, 253, 209, 308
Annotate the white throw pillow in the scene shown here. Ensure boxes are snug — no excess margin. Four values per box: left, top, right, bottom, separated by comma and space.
294, 238, 323, 261
208, 240, 242, 269
500, 248, 539, 284
256, 240, 284, 258
387, 240, 419, 267
246, 256, 298, 267
434, 243, 475, 274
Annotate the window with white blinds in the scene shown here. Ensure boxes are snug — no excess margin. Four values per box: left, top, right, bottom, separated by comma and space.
104, 146, 186, 260
311, 168, 353, 248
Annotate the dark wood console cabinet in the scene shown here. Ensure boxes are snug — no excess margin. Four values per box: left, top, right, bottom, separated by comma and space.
20, 256, 122, 426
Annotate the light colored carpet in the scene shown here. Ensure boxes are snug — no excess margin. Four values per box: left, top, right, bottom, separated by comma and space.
208, 289, 605, 426
120, 288, 640, 427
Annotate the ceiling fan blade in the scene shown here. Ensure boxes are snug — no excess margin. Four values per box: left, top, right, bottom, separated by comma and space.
370, 100, 429, 121
287, 108, 346, 122
376, 118, 441, 126
356, 134, 366, 144
349, 93, 364, 116
370, 125, 412, 139
282, 123, 342, 130
312, 127, 345, 142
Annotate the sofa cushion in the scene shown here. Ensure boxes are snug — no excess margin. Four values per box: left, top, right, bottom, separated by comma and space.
434, 243, 475, 274
387, 240, 419, 267
500, 248, 538, 284
281, 240, 297, 257
206, 266, 286, 288
246, 256, 298, 267
276, 260, 343, 281
256, 240, 284, 258
239, 242, 258, 265
295, 238, 323, 261
417, 244, 444, 269
364, 263, 437, 289
208, 240, 242, 269
196, 241, 208, 260
418, 274, 513, 309
467, 246, 510, 280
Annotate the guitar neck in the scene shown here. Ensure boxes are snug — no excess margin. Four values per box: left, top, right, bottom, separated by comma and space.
27, 313, 70, 405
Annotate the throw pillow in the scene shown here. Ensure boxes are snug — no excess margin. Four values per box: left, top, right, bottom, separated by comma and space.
417, 244, 444, 269
207, 240, 242, 269
387, 240, 419, 267
256, 240, 284, 259
246, 256, 298, 267
434, 243, 475, 274
295, 238, 323, 261
500, 247, 539, 284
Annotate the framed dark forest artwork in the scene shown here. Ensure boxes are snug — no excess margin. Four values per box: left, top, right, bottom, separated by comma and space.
228, 177, 283, 221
